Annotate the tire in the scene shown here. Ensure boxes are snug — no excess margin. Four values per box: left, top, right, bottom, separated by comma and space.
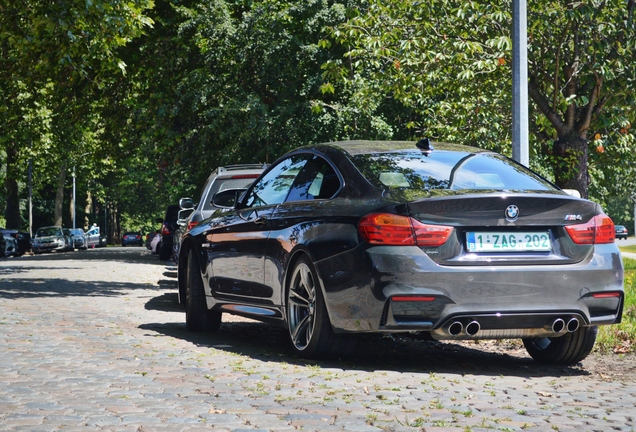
185, 249, 221, 332
523, 325, 598, 365
286, 256, 356, 359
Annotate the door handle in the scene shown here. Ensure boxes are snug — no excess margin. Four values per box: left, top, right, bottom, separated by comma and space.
254, 215, 267, 225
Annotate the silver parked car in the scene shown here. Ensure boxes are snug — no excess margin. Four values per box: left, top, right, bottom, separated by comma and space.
69, 228, 87, 250
173, 164, 267, 262
182, 164, 268, 232
85, 224, 103, 248
32, 226, 70, 254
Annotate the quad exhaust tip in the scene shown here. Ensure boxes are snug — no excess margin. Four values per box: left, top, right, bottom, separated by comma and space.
551, 318, 566, 334
444, 316, 580, 338
446, 320, 480, 337
465, 320, 480, 336
567, 317, 580, 333
448, 321, 463, 336
548, 317, 580, 334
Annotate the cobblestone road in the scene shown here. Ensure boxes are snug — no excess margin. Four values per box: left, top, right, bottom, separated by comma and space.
1, 247, 635, 431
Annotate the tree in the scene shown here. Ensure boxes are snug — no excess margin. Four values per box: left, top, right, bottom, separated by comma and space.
322, 0, 636, 199
0, 0, 154, 229
100, 0, 367, 210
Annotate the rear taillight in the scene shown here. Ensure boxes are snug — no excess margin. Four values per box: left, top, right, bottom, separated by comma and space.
358, 213, 454, 247
565, 214, 615, 244
187, 221, 198, 231
592, 292, 621, 298
161, 225, 171, 235
411, 219, 455, 247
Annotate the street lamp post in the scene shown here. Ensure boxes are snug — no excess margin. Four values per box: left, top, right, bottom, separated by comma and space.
72, 166, 76, 229
512, 0, 529, 167
631, 193, 636, 238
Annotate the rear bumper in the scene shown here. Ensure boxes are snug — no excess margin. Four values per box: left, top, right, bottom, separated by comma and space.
318, 244, 624, 338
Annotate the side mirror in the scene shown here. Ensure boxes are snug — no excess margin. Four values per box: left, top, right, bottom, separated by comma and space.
177, 208, 194, 225
179, 197, 195, 210
212, 188, 247, 209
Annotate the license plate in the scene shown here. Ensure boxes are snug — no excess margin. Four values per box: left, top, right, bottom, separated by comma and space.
466, 231, 551, 252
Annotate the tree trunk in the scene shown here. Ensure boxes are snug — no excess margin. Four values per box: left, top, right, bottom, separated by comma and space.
4, 144, 22, 229
552, 135, 589, 199
84, 190, 93, 230
54, 162, 67, 226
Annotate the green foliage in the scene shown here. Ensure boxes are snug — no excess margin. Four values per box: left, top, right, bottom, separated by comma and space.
597, 256, 636, 354
100, 0, 369, 211
322, 0, 636, 201
0, 0, 155, 229
2, 0, 636, 232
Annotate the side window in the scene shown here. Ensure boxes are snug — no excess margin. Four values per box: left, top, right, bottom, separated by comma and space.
244, 155, 309, 208
286, 155, 341, 202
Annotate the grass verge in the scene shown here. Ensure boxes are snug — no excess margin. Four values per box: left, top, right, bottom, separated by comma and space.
595, 256, 636, 354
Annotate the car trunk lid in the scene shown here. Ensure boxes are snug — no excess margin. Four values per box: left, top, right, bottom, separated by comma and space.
406, 192, 601, 265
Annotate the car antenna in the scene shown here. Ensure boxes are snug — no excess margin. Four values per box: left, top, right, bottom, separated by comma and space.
416, 138, 434, 153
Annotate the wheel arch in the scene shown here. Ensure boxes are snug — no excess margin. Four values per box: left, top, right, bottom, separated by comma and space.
177, 237, 198, 305
283, 246, 332, 326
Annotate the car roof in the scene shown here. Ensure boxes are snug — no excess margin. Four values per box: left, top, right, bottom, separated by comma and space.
217, 164, 267, 172
323, 139, 486, 156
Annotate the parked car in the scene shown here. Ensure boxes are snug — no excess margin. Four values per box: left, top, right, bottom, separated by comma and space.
177, 139, 624, 365
62, 228, 75, 251
146, 230, 159, 250
32, 226, 70, 253
85, 224, 103, 248
121, 231, 143, 246
150, 231, 161, 253
0, 228, 31, 256
183, 164, 268, 232
615, 225, 628, 240
174, 164, 267, 263
172, 198, 196, 263
69, 228, 87, 250
157, 205, 180, 260
2, 233, 17, 257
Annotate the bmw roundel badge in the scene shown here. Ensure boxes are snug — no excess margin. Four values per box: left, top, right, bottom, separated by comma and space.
505, 205, 519, 221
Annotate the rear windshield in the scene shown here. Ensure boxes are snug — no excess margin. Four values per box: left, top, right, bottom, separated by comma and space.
350, 150, 556, 193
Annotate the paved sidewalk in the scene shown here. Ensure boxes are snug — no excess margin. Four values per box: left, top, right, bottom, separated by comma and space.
1, 247, 635, 431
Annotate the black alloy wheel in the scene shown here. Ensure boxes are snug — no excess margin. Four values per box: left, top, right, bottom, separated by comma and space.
286, 255, 356, 359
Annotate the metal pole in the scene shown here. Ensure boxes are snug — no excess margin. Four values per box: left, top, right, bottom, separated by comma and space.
512, 0, 529, 166
72, 166, 76, 229
28, 158, 33, 237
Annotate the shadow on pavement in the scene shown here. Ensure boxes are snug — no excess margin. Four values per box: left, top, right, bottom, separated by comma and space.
140, 301, 592, 379
0, 278, 163, 299
145, 292, 183, 312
